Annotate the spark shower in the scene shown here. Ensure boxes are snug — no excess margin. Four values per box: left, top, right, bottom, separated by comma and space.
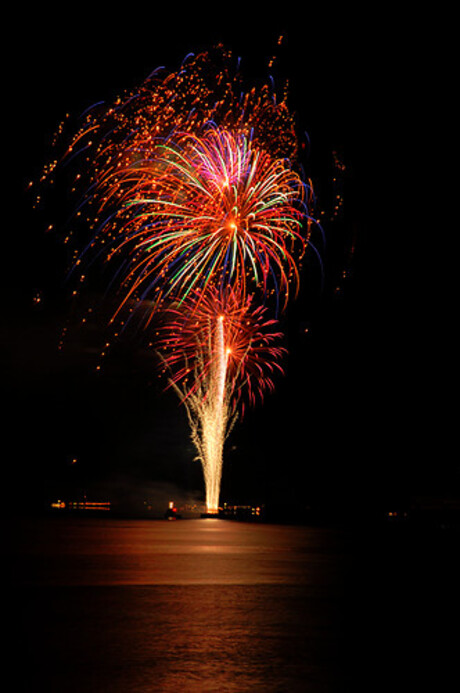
37, 44, 321, 513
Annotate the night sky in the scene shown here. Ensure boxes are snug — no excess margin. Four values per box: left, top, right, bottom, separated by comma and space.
4, 7, 452, 520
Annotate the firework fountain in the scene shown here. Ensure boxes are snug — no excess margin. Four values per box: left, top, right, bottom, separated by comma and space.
179, 311, 231, 515
157, 288, 287, 513
38, 45, 320, 513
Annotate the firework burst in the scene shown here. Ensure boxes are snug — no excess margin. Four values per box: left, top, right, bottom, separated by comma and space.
157, 286, 286, 412
92, 124, 311, 322
38, 46, 316, 319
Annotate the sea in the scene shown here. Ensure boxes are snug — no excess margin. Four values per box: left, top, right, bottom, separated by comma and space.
7, 516, 458, 692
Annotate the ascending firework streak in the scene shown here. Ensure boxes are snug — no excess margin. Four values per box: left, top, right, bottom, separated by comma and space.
40, 46, 319, 513
176, 311, 232, 514
202, 313, 228, 513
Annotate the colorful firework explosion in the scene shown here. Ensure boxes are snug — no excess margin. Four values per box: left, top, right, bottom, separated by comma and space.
39, 46, 315, 314
86, 124, 311, 322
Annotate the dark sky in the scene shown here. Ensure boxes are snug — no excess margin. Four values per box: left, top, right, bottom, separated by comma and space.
4, 7, 451, 518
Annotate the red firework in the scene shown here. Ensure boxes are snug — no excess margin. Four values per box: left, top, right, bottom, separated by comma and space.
155, 286, 286, 413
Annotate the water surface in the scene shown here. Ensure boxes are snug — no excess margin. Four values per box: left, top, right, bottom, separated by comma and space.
9, 516, 434, 692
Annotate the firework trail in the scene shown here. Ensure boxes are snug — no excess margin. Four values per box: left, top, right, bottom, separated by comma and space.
39, 46, 319, 512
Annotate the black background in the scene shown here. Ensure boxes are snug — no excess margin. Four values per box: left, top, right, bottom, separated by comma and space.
4, 5, 452, 522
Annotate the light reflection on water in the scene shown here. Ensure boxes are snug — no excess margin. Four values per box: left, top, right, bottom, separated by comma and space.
13, 517, 346, 587
11, 518, 349, 692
